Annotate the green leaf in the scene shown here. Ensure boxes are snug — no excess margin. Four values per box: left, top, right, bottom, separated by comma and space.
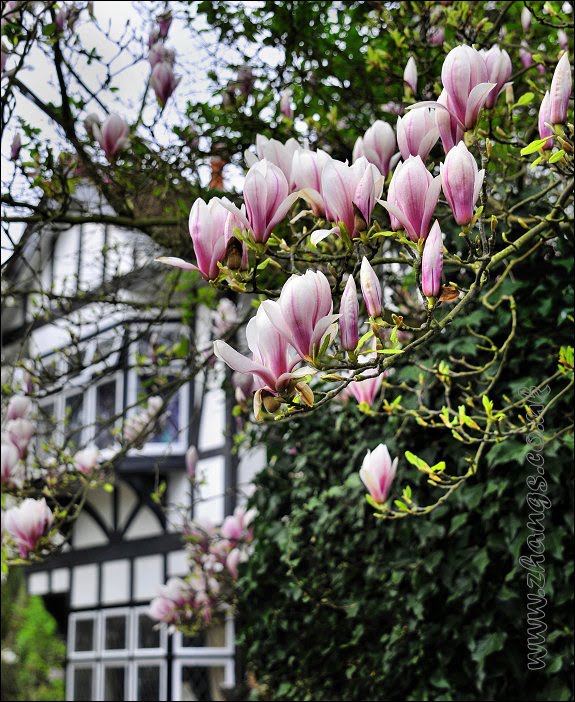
520, 137, 552, 156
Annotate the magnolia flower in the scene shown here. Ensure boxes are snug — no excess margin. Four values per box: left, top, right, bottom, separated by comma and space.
379, 155, 441, 241
10, 133, 21, 161
339, 275, 359, 351
221, 160, 300, 244
352, 120, 397, 177
409, 45, 496, 134
291, 148, 331, 215
83, 112, 101, 138
148, 42, 176, 68
521, 7, 531, 33
214, 305, 307, 395
519, 43, 533, 69
156, 197, 247, 280
440, 142, 484, 226
221, 506, 256, 542
359, 444, 398, 504
149, 578, 189, 623
428, 26, 445, 46
4, 498, 54, 559
150, 61, 180, 106
4, 418, 35, 459
157, 10, 172, 38
279, 88, 294, 119
262, 270, 338, 361
93, 114, 130, 160
548, 52, 572, 125
360, 257, 383, 318
244, 135, 301, 185
404, 56, 418, 94
558, 29, 569, 52
5, 395, 32, 421
315, 157, 384, 243
1, 443, 21, 486
538, 92, 554, 149
396, 109, 439, 161
73, 445, 99, 475
435, 89, 465, 153
481, 46, 512, 109
226, 548, 242, 579
421, 220, 443, 298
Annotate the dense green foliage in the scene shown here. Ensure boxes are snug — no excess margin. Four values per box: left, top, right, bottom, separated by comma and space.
1, 570, 65, 701
238, 243, 574, 701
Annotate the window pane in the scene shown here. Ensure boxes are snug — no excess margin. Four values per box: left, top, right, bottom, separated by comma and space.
104, 666, 125, 701
95, 380, 116, 449
137, 376, 180, 445
181, 666, 225, 702
137, 665, 161, 702
104, 615, 126, 650
137, 614, 160, 649
74, 619, 94, 652
66, 393, 84, 448
73, 667, 93, 702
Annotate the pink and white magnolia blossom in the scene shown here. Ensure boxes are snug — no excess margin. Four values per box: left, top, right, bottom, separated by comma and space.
548, 52, 572, 125
291, 148, 331, 215
4, 498, 54, 559
538, 92, 554, 149
558, 30, 569, 52
221, 160, 300, 244
93, 114, 130, 161
428, 26, 445, 46
5, 395, 32, 421
421, 220, 444, 298
352, 120, 397, 177
10, 132, 21, 161
1, 442, 21, 486
435, 89, 464, 153
148, 42, 176, 68
404, 56, 418, 94
409, 45, 496, 134
339, 275, 359, 352
4, 418, 35, 458
396, 109, 439, 161
379, 155, 441, 242
156, 197, 247, 280
213, 304, 309, 395
314, 156, 384, 244
244, 135, 301, 186
150, 61, 180, 106
279, 88, 294, 119
440, 142, 484, 226
83, 112, 101, 138
359, 444, 398, 504
481, 46, 512, 109
226, 547, 242, 579
220, 506, 256, 542
149, 578, 189, 624
348, 339, 384, 407
519, 43, 533, 69
360, 257, 383, 318
521, 7, 532, 33
73, 445, 100, 475
157, 10, 172, 38
262, 270, 338, 361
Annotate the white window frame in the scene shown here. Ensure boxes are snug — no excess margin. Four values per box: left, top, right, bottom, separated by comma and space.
126, 323, 190, 457
132, 605, 167, 657
132, 658, 167, 702
67, 662, 97, 702
101, 660, 129, 701
173, 615, 235, 657
68, 612, 100, 661
172, 658, 235, 702
100, 607, 131, 658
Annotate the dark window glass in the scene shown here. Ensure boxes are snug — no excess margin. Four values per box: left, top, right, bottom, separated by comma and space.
73, 667, 93, 701
137, 375, 180, 445
104, 615, 126, 650
66, 393, 84, 448
137, 665, 160, 702
181, 665, 225, 702
36, 402, 55, 457
104, 666, 125, 701
95, 380, 116, 448
74, 619, 94, 652
137, 614, 160, 649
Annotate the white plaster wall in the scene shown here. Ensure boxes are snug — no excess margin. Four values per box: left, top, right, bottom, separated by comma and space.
194, 455, 225, 525
133, 555, 163, 601
71, 564, 99, 608
101, 559, 130, 605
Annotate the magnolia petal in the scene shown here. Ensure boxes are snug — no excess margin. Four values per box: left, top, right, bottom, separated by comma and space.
464, 82, 497, 128
155, 256, 200, 272
265, 191, 301, 236
378, 200, 417, 241
310, 227, 339, 246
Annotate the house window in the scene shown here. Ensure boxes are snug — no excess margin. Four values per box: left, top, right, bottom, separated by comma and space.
67, 609, 234, 701
95, 380, 118, 449
65, 392, 85, 449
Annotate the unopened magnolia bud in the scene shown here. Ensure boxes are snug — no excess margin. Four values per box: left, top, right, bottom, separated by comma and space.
294, 382, 314, 408
505, 84, 514, 107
